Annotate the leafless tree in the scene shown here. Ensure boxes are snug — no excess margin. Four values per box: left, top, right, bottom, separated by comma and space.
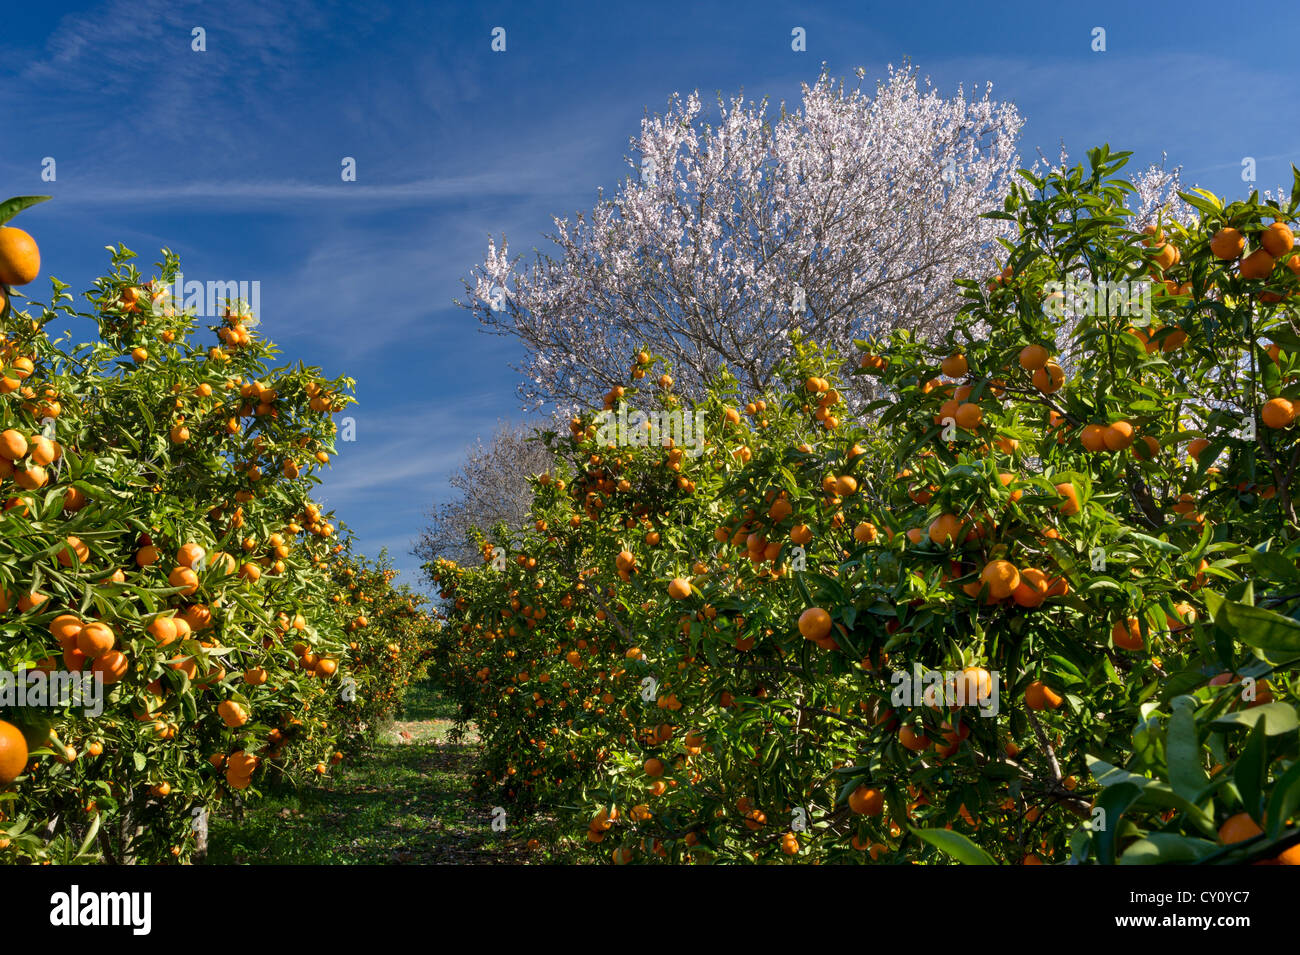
414, 421, 556, 569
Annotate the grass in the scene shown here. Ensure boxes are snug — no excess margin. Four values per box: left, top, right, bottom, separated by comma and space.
206, 681, 537, 865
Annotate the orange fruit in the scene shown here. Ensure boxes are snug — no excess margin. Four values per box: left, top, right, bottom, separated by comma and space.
667, 577, 692, 600
147, 615, 180, 646
928, 513, 965, 546
1187, 438, 1210, 461
217, 700, 249, 728
76, 622, 116, 659
1210, 228, 1245, 260
1239, 248, 1275, 280
941, 353, 968, 378
1262, 397, 1295, 430
798, 607, 832, 642
853, 522, 877, 543
848, 785, 884, 816
1012, 568, 1050, 608
57, 536, 90, 567
1024, 680, 1063, 710
168, 566, 199, 595
898, 725, 930, 752
980, 560, 1020, 600
1018, 344, 1049, 372
1032, 363, 1064, 394
1080, 424, 1107, 452
1054, 483, 1080, 516
0, 227, 40, 286
953, 667, 993, 704
1103, 421, 1134, 451
92, 650, 129, 685
1218, 812, 1263, 845
643, 757, 665, 778
954, 403, 982, 430
0, 720, 28, 785
0, 429, 27, 461
49, 614, 83, 649
1260, 222, 1295, 257
998, 471, 1023, 503
1111, 617, 1143, 651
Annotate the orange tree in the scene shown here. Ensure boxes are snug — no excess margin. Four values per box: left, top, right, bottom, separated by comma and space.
0, 198, 436, 863
430, 148, 1300, 864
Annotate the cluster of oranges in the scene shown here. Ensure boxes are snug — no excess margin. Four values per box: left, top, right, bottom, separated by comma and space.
0, 208, 436, 863
431, 153, 1300, 865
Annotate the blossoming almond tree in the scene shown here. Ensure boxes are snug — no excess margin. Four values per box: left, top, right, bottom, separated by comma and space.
463, 65, 1024, 413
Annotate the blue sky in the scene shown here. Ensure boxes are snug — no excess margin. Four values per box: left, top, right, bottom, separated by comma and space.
3, 0, 1296, 588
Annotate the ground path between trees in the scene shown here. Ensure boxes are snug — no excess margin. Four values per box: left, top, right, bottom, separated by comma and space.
207, 688, 533, 864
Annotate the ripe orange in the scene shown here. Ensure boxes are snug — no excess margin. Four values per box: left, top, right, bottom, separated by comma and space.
217, 700, 249, 728
1080, 424, 1107, 452
1262, 397, 1295, 430
853, 521, 877, 543
928, 513, 965, 546
0, 227, 40, 285
1032, 363, 1064, 394
954, 403, 982, 430
953, 667, 993, 704
1012, 568, 1049, 608
1209, 228, 1245, 260
49, 614, 83, 649
980, 560, 1020, 600
798, 607, 832, 642
0, 720, 28, 785
1187, 438, 1210, 461
848, 785, 884, 816
57, 536, 90, 567
1103, 421, 1134, 451
92, 650, 129, 684
1218, 812, 1263, 845
1054, 482, 1080, 516
1261, 222, 1295, 257
898, 725, 930, 752
643, 757, 665, 778
1024, 680, 1063, 711
168, 565, 200, 595
1018, 344, 1049, 372
1239, 248, 1274, 280
1111, 617, 1143, 651
0, 429, 27, 461
941, 353, 968, 378
76, 622, 116, 659
667, 577, 692, 600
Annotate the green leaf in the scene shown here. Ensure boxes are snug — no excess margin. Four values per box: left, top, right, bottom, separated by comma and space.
1092, 781, 1144, 865
1089, 757, 1215, 835
908, 826, 997, 865
1234, 718, 1268, 818
1119, 832, 1220, 864
1210, 597, 1300, 664
0, 195, 51, 227
1211, 702, 1299, 736
1166, 696, 1208, 802
1265, 760, 1300, 839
